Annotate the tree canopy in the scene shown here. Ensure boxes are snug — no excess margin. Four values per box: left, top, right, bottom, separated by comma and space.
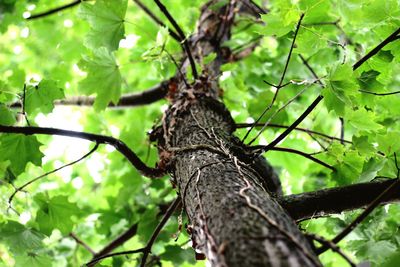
0, 0, 400, 266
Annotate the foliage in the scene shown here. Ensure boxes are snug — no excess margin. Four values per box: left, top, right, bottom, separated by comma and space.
0, 0, 399, 266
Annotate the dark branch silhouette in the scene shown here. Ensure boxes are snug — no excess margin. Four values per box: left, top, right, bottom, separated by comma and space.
9, 81, 169, 109
359, 89, 400, 96
153, 0, 198, 79
280, 179, 400, 221
8, 143, 99, 211
133, 0, 181, 42
316, 177, 400, 254
0, 125, 164, 178
93, 223, 138, 260
306, 233, 356, 267
86, 197, 181, 266
353, 27, 400, 70
69, 232, 96, 255
236, 123, 352, 144
27, 0, 82, 20
243, 13, 305, 144
252, 145, 334, 171
254, 95, 324, 155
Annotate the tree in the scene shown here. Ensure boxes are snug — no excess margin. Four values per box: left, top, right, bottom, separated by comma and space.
0, 0, 399, 266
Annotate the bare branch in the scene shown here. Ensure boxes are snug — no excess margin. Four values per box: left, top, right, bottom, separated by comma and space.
140, 197, 181, 266
93, 223, 138, 259
8, 143, 99, 210
236, 123, 352, 144
10, 81, 169, 109
242, 13, 304, 143
86, 197, 181, 266
252, 145, 334, 171
353, 27, 400, 70
359, 89, 400, 96
133, 0, 181, 42
153, 0, 198, 79
86, 248, 145, 267
316, 178, 400, 254
27, 0, 82, 20
0, 125, 164, 178
306, 233, 356, 267
69, 232, 96, 255
253, 95, 324, 155
279, 179, 400, 222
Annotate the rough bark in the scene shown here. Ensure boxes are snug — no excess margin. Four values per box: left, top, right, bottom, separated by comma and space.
157, 95, 321, 266
154, 1, 322, 266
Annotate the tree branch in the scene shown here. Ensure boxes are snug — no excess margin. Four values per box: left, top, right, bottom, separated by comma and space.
279, 179, 400, 221
133, 0, 181, 42
10, 81, 169, 109
236, 123, 351, 144
153, 0, 198, 79
8, 143, 99, 212
0, 125, 164, 178
27, 0, 82, 20
93, 223, 138, 259
69, 232, 96, 255
359, 89, 400, 96
254, 94, 324, 155
86, 197, 181, 266
316, 177, 400, 255
261, 146, 334, 171
353, 27, 400, 70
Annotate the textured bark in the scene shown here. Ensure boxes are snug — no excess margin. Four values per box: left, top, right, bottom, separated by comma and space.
159, 96, 321, 266
154, 1, 321, 266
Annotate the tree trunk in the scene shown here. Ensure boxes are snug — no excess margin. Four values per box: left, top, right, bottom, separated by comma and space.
153, 1, 322, 266
159, 96, 322, 266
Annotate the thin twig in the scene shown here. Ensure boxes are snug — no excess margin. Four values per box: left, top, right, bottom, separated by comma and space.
93, 223, 138, 259
133, 0, 181, 42
22, 84, 30, 126
69, 232, 96, 255
359, 89, 400, 96
307, 233, 356, 267
316, 178, 400, 254
140, 197, 181, 267
242, 13, 304, 143
8, 143, 99, 210
252, 145, 334, 171
153, 0, 198, 79
253, 95, 324, 155
248, 82, 311, 145
27, 0, 82, 20
0, 125, 164, 178
86, 248, 145, 266
298, 54, 324, 87
353, 27, 400, 70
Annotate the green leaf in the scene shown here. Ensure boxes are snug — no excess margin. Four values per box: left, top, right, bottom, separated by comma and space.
78, 47, 122, 110
78, 0, 128, 51
0, 134, 43, 176
14, 252, 52, 267
160, 245, 195, 265
359, 157, 387, 182
0, 221, 45, 254
34, 194, 79, 235
347, 109, 383, 133
261, 13, 293, 37
382, 250, 400, 267
0, 104, 16, 125
25, 80, 65, 114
